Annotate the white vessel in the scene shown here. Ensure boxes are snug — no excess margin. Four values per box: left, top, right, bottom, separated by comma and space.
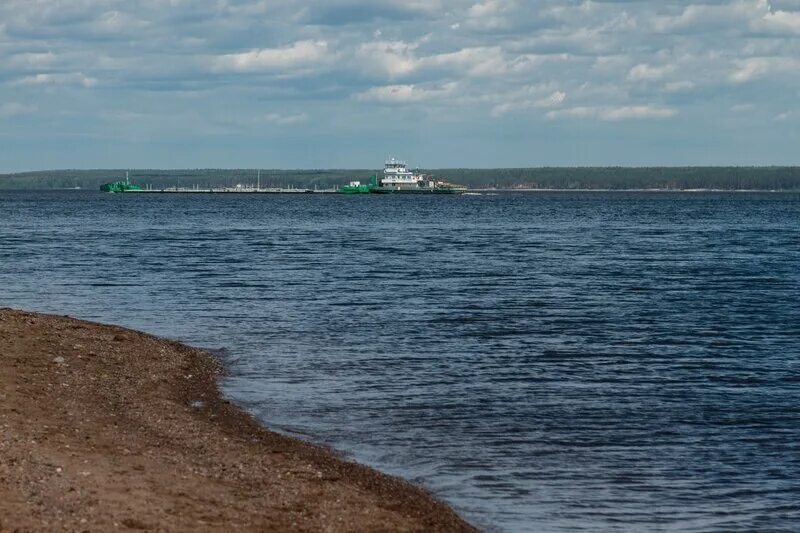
381, 158, 425, 188
370, 158, 465, 194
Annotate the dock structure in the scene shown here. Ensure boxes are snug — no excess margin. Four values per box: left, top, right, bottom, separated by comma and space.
101, 169, 341, 194
134, 185, 339, 194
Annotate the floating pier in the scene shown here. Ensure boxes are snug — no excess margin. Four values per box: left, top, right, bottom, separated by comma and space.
132, 185, 339, 194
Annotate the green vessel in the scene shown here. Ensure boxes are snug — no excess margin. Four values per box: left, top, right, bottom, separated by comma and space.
339, 159, 466, 194
100, 172, 142, 193
339, 176, 375, 194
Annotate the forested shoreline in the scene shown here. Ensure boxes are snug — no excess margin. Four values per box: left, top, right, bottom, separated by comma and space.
2, 167, 799, 191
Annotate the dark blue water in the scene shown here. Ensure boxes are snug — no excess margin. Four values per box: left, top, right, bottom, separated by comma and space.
2, 190, 799, 531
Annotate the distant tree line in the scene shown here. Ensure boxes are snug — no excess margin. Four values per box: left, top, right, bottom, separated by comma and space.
1, 167, 799, 190
436, 167, 800, 190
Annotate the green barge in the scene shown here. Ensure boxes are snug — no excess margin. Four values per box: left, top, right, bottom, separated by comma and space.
100, 172, 142, 193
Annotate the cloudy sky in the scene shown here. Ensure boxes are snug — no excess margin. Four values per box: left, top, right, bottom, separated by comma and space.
1, 0, 799, 170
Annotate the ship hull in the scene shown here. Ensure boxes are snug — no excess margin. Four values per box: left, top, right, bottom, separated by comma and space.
339, 185, 372, 194
100, 182, 142, 193
369, 187, 465, 194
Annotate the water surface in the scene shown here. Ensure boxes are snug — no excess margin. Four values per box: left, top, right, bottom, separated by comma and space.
2, 190, 799, 531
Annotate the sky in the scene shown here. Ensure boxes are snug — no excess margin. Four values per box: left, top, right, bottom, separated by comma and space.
1, 0, 799, 171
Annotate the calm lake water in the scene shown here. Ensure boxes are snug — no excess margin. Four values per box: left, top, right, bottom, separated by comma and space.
2, 190, 799, 531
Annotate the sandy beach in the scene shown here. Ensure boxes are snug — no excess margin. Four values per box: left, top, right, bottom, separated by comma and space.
0, 308, 474, 532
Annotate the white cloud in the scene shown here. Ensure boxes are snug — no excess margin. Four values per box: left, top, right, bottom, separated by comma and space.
12, 72, 98, 88
262, 112, 309, 125
354, 40, 421, 78
91, 9, 149, 35
467, 0, 505, 18
756, 7, 800, 34
664, 81, 696, 93
356, 83, 457, 103
730, 57, 800, 83
212, 40, 330, 74
601, 106, 677, 121
465, 0, 518, 30
425, 46, 508, 77
628, 63, 676, 82
427, 47, 570, 79
653, 0, 800, 37
353, 40, 564, 81
653, 1, 765, 33
7, 52, 58, 70
547, 105, 677, 122
491, 90, 566, 117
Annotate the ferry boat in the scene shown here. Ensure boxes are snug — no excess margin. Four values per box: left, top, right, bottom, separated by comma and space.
340, 158, 466, 194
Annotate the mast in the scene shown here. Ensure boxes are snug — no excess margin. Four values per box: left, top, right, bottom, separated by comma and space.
257, 169, 260, 190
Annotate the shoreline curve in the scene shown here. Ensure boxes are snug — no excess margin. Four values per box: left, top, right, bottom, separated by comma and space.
0, 308, 475, 532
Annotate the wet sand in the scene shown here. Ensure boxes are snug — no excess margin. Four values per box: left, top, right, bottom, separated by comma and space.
0, 309, 475, 532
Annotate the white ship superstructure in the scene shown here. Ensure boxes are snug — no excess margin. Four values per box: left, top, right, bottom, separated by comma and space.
377, 158, 434, 190
381, 158, 422, 186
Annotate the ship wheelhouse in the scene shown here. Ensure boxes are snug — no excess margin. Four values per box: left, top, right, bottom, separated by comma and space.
379, 158, 426, 189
